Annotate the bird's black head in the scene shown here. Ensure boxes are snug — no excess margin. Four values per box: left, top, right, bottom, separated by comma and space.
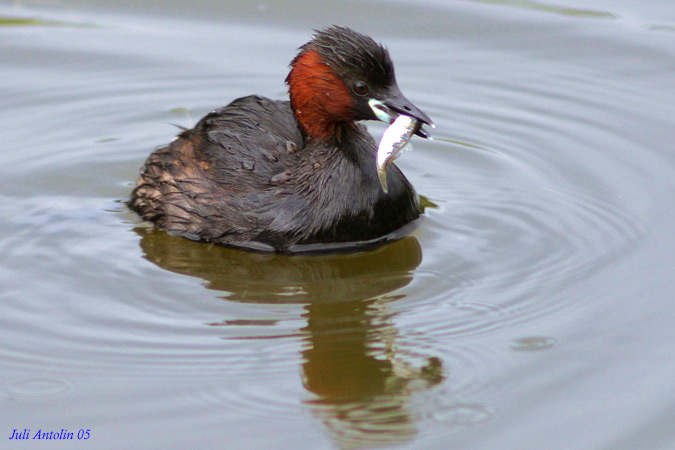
287, 26, 432, 141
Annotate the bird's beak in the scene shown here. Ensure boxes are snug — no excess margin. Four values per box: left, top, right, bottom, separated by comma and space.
368, 86, 433, 138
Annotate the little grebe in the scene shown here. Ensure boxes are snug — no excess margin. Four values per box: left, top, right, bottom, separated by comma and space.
129, 26, 432, 253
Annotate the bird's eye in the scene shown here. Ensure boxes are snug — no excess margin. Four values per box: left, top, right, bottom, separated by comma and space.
352, 81, 369, 96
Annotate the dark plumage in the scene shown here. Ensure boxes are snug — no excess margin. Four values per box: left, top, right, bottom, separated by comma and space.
296, 25, 394, 92
129, 26, 432, 253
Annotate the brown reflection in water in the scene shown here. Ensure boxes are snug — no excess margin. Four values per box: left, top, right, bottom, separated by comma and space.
302, 298, 443, 447
136, 226, 444, 447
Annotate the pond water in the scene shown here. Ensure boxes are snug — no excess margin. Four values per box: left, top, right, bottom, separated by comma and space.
1, 0, 674, 448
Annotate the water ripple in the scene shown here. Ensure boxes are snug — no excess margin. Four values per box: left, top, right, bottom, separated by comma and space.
405, 177, 643, 340
3, 379, 73, 398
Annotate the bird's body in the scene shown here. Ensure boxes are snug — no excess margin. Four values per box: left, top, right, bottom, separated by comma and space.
129, 27, 431, 253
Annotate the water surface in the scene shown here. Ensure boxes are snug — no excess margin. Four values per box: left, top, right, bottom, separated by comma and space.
1, 0, 674, 449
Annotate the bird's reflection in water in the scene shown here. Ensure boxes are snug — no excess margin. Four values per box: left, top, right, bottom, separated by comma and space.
136, 226, 444, 447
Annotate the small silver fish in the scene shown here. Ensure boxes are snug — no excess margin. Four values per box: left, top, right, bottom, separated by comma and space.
376, 114, 418, 193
